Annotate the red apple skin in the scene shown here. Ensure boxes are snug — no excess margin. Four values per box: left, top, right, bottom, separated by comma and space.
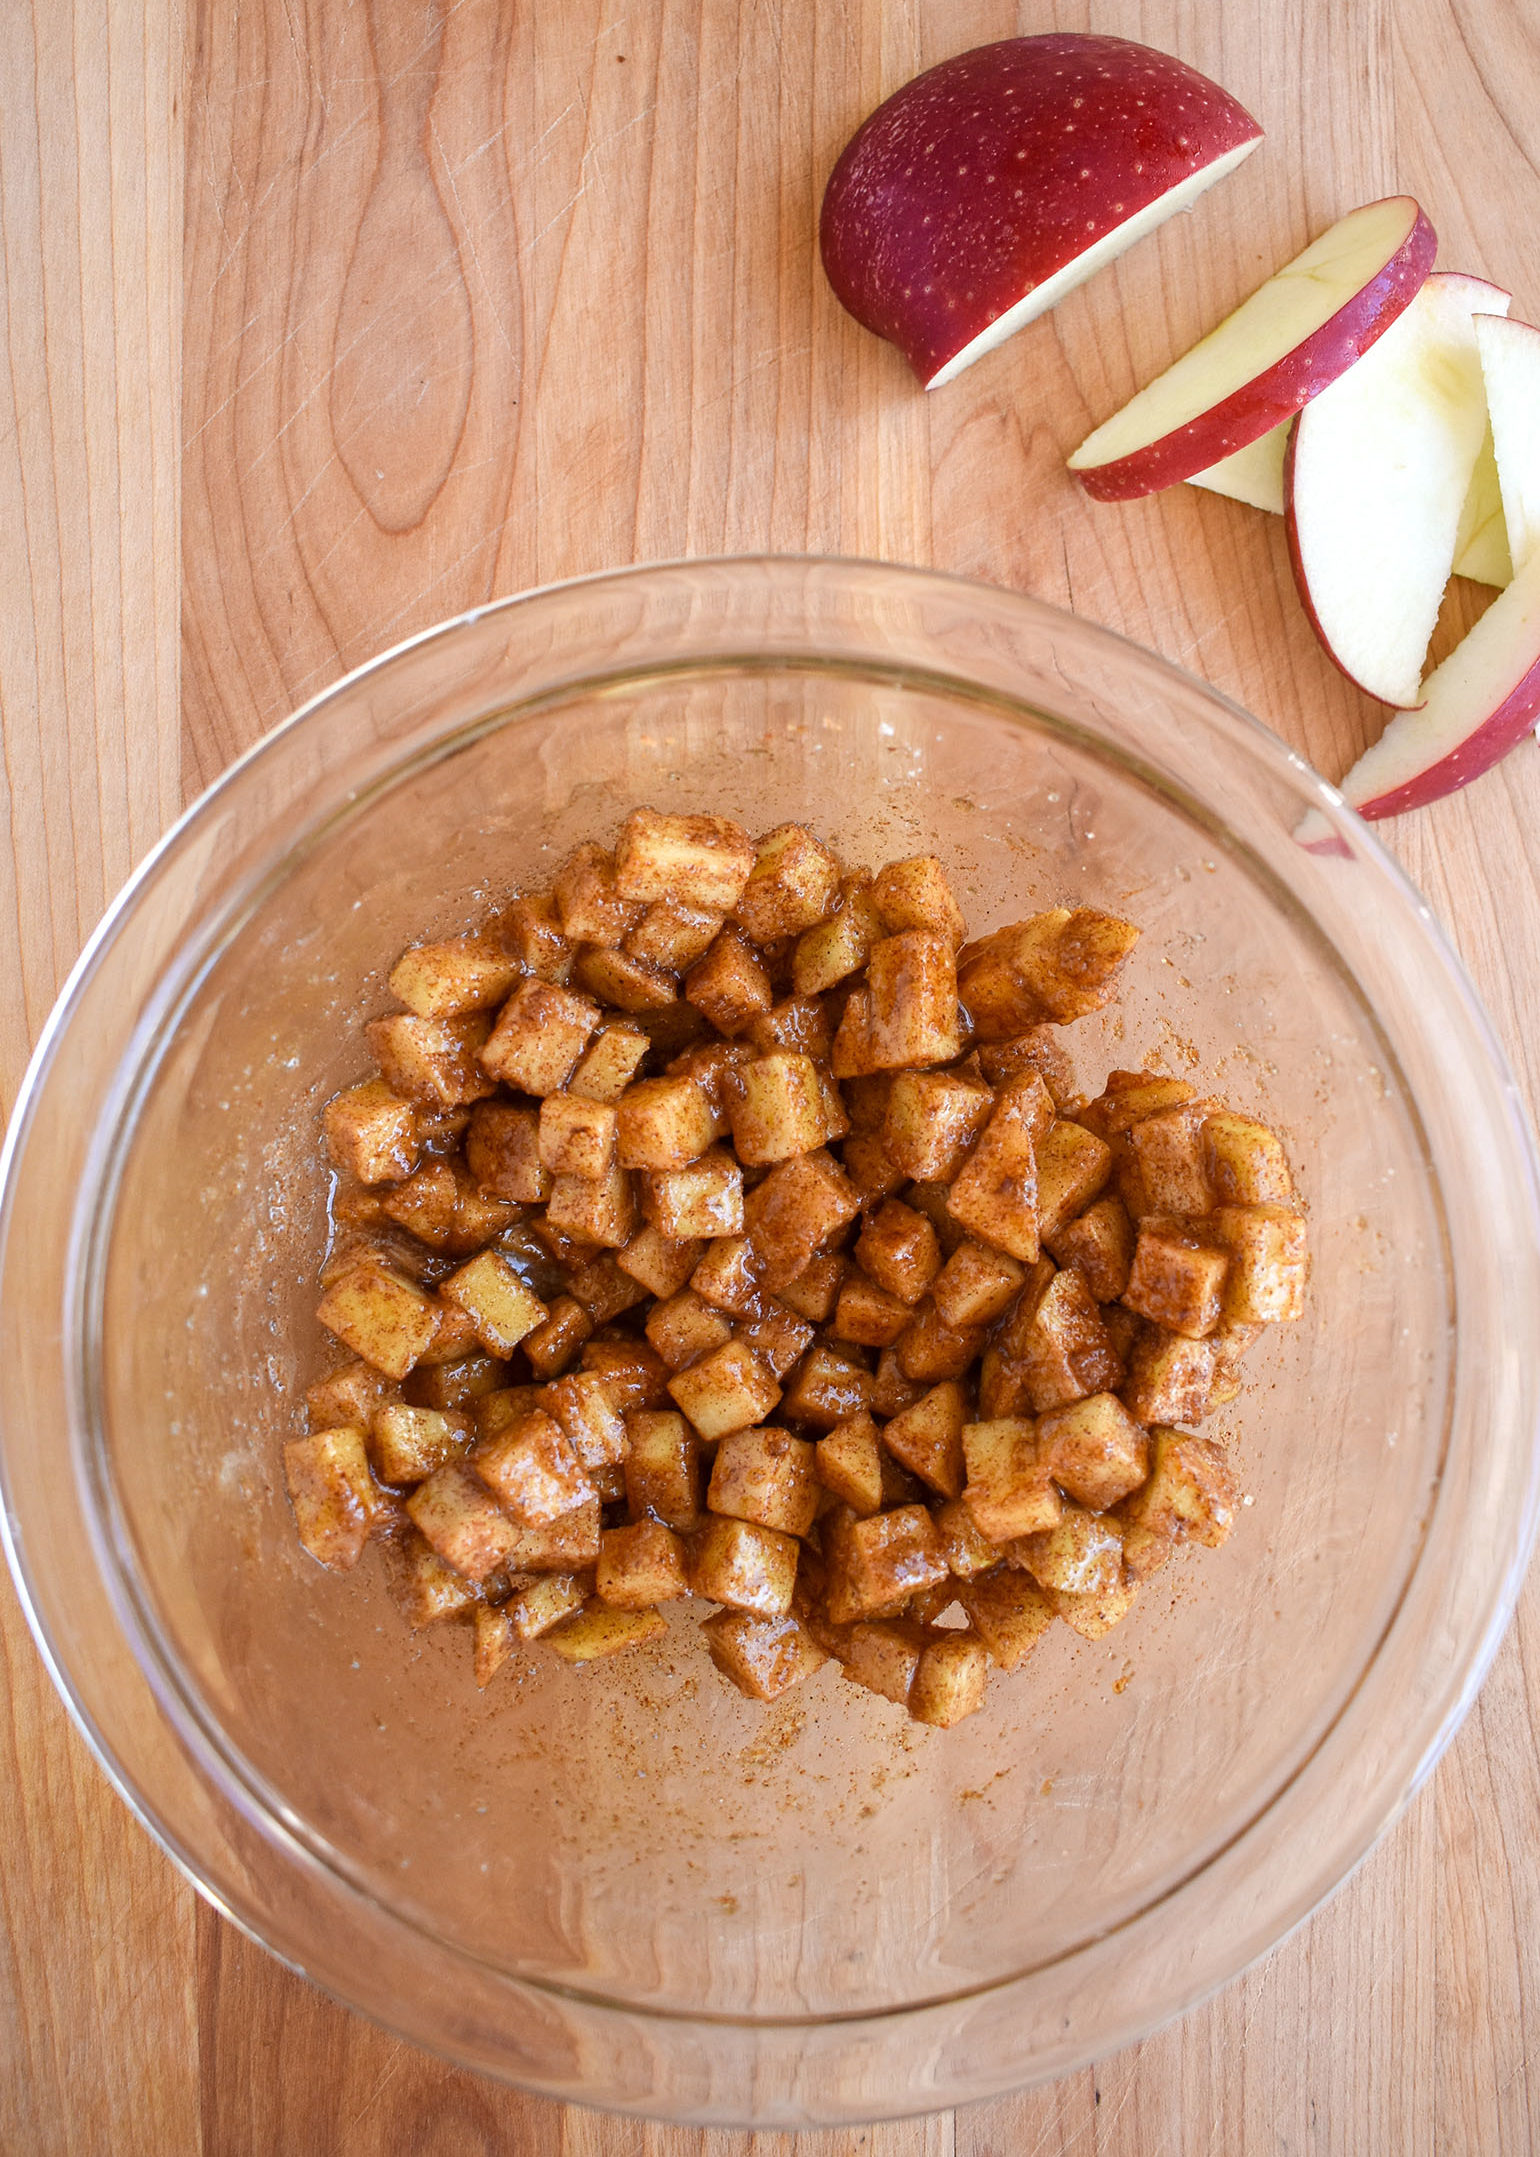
819, 35, 1262, 388
1075, 202, 1437, 501
1351, 671, 1540, 818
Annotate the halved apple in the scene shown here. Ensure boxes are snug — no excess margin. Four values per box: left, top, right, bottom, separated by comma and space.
819, 35, 1262, 391
1337, 541, 1540, 817
1285, 273, 1510, 707
1474, 314, 1540, 576
1068, 197, 1435, 498
1189, 410, 1512, 588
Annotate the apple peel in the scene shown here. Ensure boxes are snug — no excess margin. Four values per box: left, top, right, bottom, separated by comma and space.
820, 35, 1262, 391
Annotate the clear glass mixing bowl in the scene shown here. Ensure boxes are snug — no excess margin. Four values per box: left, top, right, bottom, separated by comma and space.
2, 557, 1537, 2127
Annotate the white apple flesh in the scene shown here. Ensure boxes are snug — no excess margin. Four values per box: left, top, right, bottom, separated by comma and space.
1337, 541, 1540, 817
819, 35, 1262, 391
1285, 272, 1510, 707
1473, 314, 1540, 575
1069, 197, 1435, 497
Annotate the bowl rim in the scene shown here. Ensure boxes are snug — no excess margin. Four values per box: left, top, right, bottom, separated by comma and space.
3, 553, 1538, 2117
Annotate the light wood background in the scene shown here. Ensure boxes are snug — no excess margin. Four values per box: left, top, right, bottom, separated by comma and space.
3, 1, 1538, 2149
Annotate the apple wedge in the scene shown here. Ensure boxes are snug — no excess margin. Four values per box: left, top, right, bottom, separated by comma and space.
1068, 197, 1435, 498
1285, 272, 1510, 707
1474, 314, 1540, 575
819, 35, 1262, 390
1337, 541, 1540, 817
1189, 410, 1511, 587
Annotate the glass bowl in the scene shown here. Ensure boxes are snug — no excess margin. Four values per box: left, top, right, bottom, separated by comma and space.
2, 557, 1537, 2128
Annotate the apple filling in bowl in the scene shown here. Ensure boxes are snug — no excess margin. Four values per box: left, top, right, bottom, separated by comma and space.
286, 809, 1307, 1729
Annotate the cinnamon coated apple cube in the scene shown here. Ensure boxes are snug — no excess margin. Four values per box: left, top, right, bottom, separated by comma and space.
521, 1294, 598, 1379
405, 1459, 520, 1581
1203, 1109, 1295, 1203
881, 1379, 968, 1499
813, 1064, 851, 1144
307, 1357, 400, 1432
707, 1426, 818, 1537
832, 1270, 910, 1348
617, 1076, 716, 1170
546, 1602, 668, 1662
1038, 1392, 1149, 1510
930, 1240, 1024, 1329
535, 1094, 616, 1182
366, 1012, 497, 1110
545, 1162, 638, 1249
782, 1340, 874, 1429
374, 1161, 458, 1249
544, 1370, 629, 1471
865, 932, 961, 1070
1012, 1267, 1123, 1412
909, 1633, 988, 1727
623, 1408, 702, 1529
644, 1288, 734, 1371
417, 1299, 485, 1369
841, 1617, 926, 1704
869, 1344, 925, 1420
573, 945, 679, 1014
324, 1079, 418, 1185
1119, 1429, 1238, 1576
734, 1302, 816, 1380
702, 1608, 829, 1700
465, 1101, 550, 1203
1014, 1502, 1124, 1597
480, 979, 601, 1096
502, 893, 573, 983
792, 873, 882, 994
815, 1413, 885, 1516
507, 1570, 591, 1640
555, 841, 643, 946
964, 908, 1140, 1032
828, 1504, 948, 1623
1128, 1102, 1217, 1217
558, 1021, 645, 1105
613, 808, 756, 911
729, 1052, 828, 1164
684, 927, 774, 1036
976, 1027, 1076, 1106
579, 1334, 672, 1413
624, 899, 724, 973
1044, 1192, 1135, 1302
962, 1418, 1062, 1542
689, 1515, 800, 1615
1124, 1217, 1229, 1339
564, 1254, 648, 1327
828, 983, 876, 1079
934, 1497, 1001, 1580
475, 1386, 546, 1445
596, 1520, 688, 1607
1121, 1328, 1216, 1426
501, 1496, 602, 1573
1046, 1569, 1138, 1640
668, 1338, 782, 1440
746, 992, 834, 1061
440, 1251, 546, 1357
778, 1251, 845, 1324
388, 936, 521, 1019
1210, 1203, 1309, 1323
894, 1299, 986, 1384
370, 1403, 474, 1486
872, 854, 968, 947
639, 1145, 744, 1239
689, 1235, 766, 1318
474, 1406, 593, 1526
664, 1038, 750, 1127
734, 823, 842, 942
855, 1197, 942, 1306
1035, 1120, 1114, 1242
317, 1260, 442, 1380
614, 1223, 702, 1301
945, 1074, 1055, 1261
960, 1568, 1056, 1670
284, 1427, 377, 1570
743, 1148, 860, 1288
393, 1530, 484, 1626
841, 1131, 904, 1210
975, 1347, 1031, 1421
471, 1601, 516, 1688
1080, 1069, 1197, 1138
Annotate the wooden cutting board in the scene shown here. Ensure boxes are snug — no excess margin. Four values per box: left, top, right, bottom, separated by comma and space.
3, 2, 1538, 2148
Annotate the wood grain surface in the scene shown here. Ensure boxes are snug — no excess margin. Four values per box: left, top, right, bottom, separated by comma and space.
4, 1, 1539, 2149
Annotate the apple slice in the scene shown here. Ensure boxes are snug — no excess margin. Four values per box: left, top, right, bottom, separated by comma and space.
1474, 314, 1540, 575
1336, 541, 1540, 817
819, 35, 1262, 391
1069, 197, 1435, 498
1285, 272, 1510, 708
1189, 411, 1511, 587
